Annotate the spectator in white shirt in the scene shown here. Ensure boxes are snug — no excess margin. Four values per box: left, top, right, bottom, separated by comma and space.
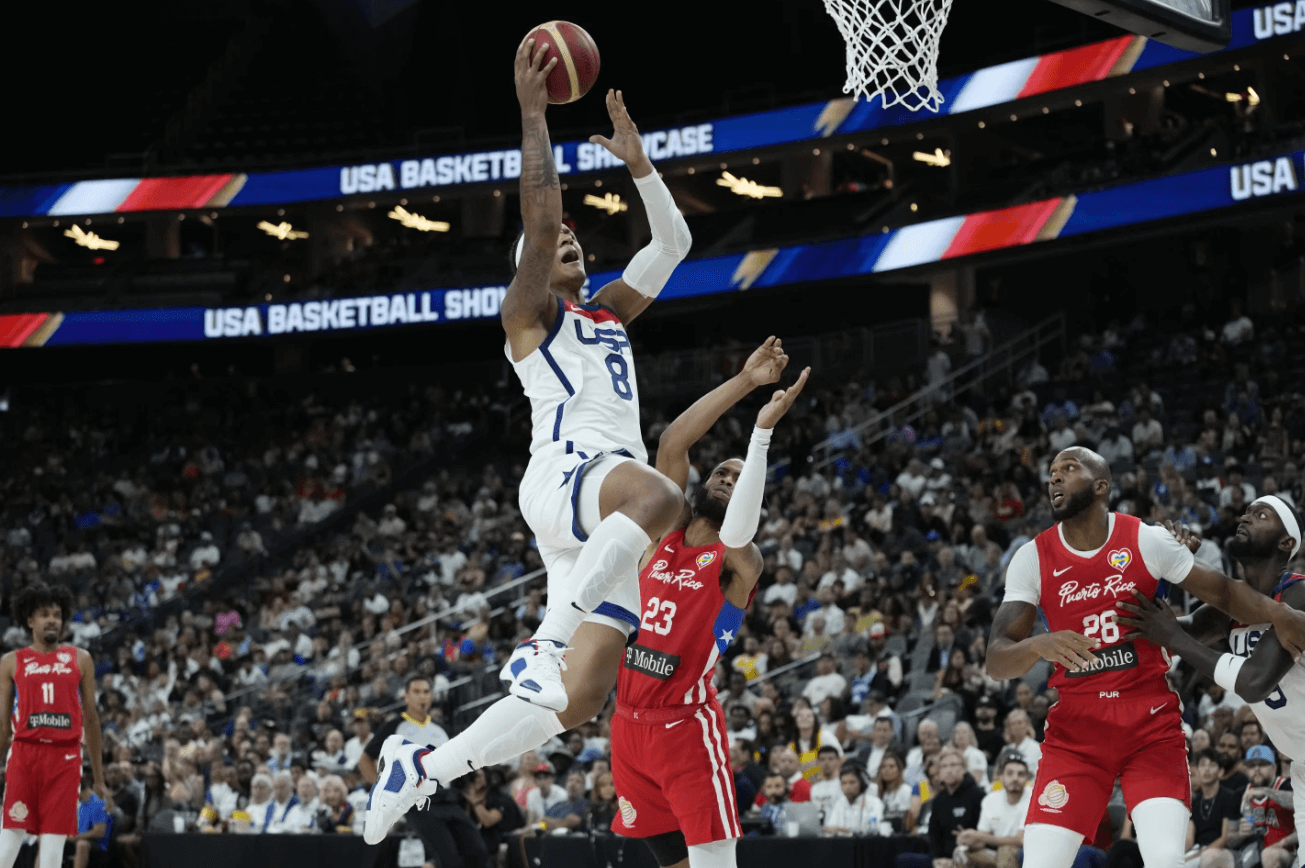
1221, 304, 1254, 346
805, 588, 845, 636
189, 532, 221, 570
525, 763, 567, 823
1047, 415, 1077, 453
279, 776, 320, 833
895, 460, 928, 500
803, 654, 850, 708
809, 746, 847, 814
377, 504, 406, 538
245, 774, 274, 834
1131, 406, 1164, 456
1218, 465, 1257, 508
818, 556, 862, 595
763, 565, 799, 607
343, 714, 371, 770
824, 763, 888, 837
954, 756, 1032, 865
776, 537, 804, 574
1002, 710, 1042, 776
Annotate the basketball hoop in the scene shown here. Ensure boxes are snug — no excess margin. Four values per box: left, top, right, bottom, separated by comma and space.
822, 0, 955, 112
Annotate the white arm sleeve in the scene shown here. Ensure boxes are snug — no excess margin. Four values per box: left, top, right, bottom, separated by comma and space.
622, 171, 692, 298
1001, 542, 1042, 606
718, 427, 770, 549
1137, 523, 1196, 583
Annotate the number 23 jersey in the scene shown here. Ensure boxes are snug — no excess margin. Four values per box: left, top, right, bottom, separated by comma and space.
507, 297, 647, 462
1229, 574, 1305, 752
1003, 512, 1194, 696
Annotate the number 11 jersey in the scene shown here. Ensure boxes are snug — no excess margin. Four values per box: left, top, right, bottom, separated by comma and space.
12, 645, 82, 745
1003, 512, 1194, 696
508, 297, 647, 463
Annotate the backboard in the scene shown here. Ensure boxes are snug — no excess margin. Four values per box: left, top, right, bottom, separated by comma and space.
1044, 0, 1231, 52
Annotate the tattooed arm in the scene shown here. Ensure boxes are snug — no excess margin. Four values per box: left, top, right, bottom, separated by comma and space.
503, 36, 563, 361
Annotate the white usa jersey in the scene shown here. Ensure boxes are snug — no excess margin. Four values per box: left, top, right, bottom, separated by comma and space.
507, 297, 647, 462
1228, 574, 1305, 754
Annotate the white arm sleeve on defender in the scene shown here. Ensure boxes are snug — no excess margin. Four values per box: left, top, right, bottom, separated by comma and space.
1001, 543, 1042, 606
622, 171, 692, 298
718, 427, 771, 549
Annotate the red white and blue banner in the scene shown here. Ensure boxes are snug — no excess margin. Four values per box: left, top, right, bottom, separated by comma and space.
2, 146, 1300, 348
0, 5, 1299, 220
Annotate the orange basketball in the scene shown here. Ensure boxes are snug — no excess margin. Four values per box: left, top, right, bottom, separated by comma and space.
522, 21, 600, 105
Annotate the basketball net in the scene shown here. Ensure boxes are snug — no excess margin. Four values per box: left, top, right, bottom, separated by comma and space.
822, 0, 955, 112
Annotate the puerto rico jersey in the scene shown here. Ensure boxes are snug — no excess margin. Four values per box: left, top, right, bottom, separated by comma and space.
1244, 774, 1294, 848
507, 297, 646, 462
12, 645, 82, 745
1004, 512, 1194, 696
617, 529, 743, 710
1228, 574, 1305, 755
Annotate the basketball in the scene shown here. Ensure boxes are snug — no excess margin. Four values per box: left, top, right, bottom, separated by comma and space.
522, 21, 600, 104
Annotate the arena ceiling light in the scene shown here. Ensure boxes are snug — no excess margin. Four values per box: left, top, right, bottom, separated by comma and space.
258, 220, 309, 240
1225, 86, 1260, 107
387, 206, 450, 232
912, 148, 950, 167
583, 192, 628, 215
63, 225, 119, 251
716, 172, 782, 199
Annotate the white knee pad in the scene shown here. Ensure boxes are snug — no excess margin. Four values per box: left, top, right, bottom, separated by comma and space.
1022, 824, 1085, 868
1132, 798, 1190, 868
687, 838, 738, 868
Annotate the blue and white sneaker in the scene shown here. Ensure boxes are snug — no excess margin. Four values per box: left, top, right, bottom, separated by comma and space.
363, 735, 440, 845
498, 638, 570, 712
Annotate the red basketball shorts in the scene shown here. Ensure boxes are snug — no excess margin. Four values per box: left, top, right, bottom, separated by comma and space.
610, 701, 741, 846
1027, 689, 1191, 839
2, 741, 81, 836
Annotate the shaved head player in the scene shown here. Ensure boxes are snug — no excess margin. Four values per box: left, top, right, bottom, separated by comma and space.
366, 37, 697, 841
987, 447, 1305, 868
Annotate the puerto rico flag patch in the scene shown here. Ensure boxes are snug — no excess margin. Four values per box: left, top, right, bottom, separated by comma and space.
696, 551, 717, 569
1107, 548, 1132, 571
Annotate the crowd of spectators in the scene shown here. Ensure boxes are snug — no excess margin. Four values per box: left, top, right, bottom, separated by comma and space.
1, 304, 1302, 868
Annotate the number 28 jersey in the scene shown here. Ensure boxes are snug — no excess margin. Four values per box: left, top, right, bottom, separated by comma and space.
507, 297, 647, 462
617, 529, 746, 711
1003, 513, 1194, 696
12, 645, 82, 745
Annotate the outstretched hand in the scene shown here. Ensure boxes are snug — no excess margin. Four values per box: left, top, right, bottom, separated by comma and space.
1117, 589, 1183, 647
514, 37, 558, 116
742, 337, 789, 388
756, 367, 810, 430
1161, 520, 1201, 553
588, 89, 651, 172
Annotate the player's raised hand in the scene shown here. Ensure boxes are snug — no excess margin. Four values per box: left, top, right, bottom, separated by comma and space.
1161, 519, 1200, 554
1030, 630, 1098, 672
756, 367, 810, 430
515, 37, 558, 116
742, 336, 789, 387
1117, 589, 1183, 647
588, 90, 650, 171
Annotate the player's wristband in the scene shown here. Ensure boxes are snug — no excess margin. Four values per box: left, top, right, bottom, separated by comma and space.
1214, 653, 1246, 694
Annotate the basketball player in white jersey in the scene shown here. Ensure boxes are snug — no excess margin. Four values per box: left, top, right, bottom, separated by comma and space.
363, 36, 695, 842
1121, 497, 1305, 868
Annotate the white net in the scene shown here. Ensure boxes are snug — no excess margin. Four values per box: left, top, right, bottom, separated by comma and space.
822, 0, 956, 112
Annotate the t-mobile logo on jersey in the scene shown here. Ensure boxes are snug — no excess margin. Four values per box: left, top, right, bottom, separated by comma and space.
624, 645, 681, 680
1063, 641, 1138, 678
1057, 575, 1138, 607
25, 712, 72, 729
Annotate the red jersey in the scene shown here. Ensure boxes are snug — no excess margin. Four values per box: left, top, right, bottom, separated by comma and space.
617, 528, 744, 711
12, 645, 82, 745
1033, 513, 1172, 696
1247, 777, 1294, 847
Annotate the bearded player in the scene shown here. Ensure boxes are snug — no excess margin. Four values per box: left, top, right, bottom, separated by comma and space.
0, 584, 106, 868
1120, 497, 1305, 868
987, 447, 1305, 868
365, 37, 694, 841
611, 338, 808, 868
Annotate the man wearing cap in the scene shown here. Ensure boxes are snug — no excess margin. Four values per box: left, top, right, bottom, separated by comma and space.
1121, 495, 1305, 868
1240, 745, 1296, 868
525, 763, 566, 824
344, 711, 372, 771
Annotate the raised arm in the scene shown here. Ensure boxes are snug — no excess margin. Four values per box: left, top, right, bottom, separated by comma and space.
656, 337, 789, 490
1119, 582, 1304, 704
502, 37, 563, 360
587, 90, 691, 325
1179, 563, 1305, 661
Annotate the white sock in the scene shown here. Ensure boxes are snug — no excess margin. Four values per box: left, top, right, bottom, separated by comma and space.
36, 835, 64, 868
1022, 824, 1084, 868
419, 696, 564, 785
0, 829, 24, 868
534, 512, 649, 645
1132, 798, 1190, 868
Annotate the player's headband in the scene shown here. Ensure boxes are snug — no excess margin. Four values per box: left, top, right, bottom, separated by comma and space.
514, 235, 525, 268
1256, 495, 1301, 561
